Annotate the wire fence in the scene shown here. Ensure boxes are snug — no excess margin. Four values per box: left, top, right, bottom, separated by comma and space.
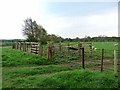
12, 41, 119, 72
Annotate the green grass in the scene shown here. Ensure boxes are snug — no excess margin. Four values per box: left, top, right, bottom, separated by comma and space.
2, 69, 118, 88
3, 65, 72, 78
93, 42, 118, 50
2, 47, 52, 67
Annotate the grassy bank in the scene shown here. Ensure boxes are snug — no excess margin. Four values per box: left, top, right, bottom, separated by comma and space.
2, 69, 118, 88
2, 48, 52, 67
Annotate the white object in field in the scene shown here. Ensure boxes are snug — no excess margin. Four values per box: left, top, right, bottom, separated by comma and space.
114, 43, 118, 46
94, 48, 97, 50
92, 46, 97, 50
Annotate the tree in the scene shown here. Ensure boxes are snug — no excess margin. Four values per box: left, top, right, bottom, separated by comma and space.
46, 34, 64, 43
22, 18, 47, 44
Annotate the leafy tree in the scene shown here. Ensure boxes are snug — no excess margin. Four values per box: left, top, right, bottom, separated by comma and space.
22, 18, 47, 44
47, 34, 63, 43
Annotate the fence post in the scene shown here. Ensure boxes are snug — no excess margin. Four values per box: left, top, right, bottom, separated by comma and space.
38, 43, 41, 55
78, 42, 80, 56
31, 42, 32, 53
12, 42, 15, 49
101, 48, 104, 72
20, 42, 21, 50
81, 47, 85, 69
80, 42, 82, 55
48, 42, 54, 60
23, 42, 25, 51
36, 43, 38, 54
41, 46, 43, 56
114, 50, 118, 73
16, 42, 19, 49
25, 42, 27, 52
26, 42, 29, 52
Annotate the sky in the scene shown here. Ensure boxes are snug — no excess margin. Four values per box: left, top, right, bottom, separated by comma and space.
0, 0, 119, 39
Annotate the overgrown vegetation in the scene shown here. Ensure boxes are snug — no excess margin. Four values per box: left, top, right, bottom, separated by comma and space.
2, 48, 51, 67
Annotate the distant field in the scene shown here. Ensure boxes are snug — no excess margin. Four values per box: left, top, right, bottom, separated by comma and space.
93, 42, 118, 50
2, 42, 119, 88
62, 42, 118, 50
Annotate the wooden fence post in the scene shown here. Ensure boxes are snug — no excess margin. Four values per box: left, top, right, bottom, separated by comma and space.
48, 42, 54, 60
24, 42, 26, 52
21, 42, 23, 51
114, 50, 118, 73
101, 48, 104, 72
12, 42, 15, 49
78, 42, 82, 56
38, 43, 41, 55
26, 42, 29, 52
23, 42, 25, 51
31, 42, 32, 53
17, 42, 19, 49
38, 45, 43, 56
78, 42, 80, 56
80, 42, 82, 55
16, 42, 19, 49
81, 47, 85, 69
36, 43, 38, 54
20, 42, 21, 50
19, 42, 20, 50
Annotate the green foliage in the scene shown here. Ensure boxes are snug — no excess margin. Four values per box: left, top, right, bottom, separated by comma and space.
23, 18, 47, 44
47, 34, 64, 43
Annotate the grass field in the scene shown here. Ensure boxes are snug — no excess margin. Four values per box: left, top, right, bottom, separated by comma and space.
2, 42, 119, 88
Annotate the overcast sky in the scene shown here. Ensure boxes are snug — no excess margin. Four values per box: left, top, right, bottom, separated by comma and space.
0, 0, 119, 39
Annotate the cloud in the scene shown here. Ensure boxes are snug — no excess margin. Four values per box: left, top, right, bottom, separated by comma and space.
42, 7, 118, 38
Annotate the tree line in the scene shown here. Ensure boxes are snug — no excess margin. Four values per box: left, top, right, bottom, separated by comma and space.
64, 36, 119, 42
22, 18, 119, 44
